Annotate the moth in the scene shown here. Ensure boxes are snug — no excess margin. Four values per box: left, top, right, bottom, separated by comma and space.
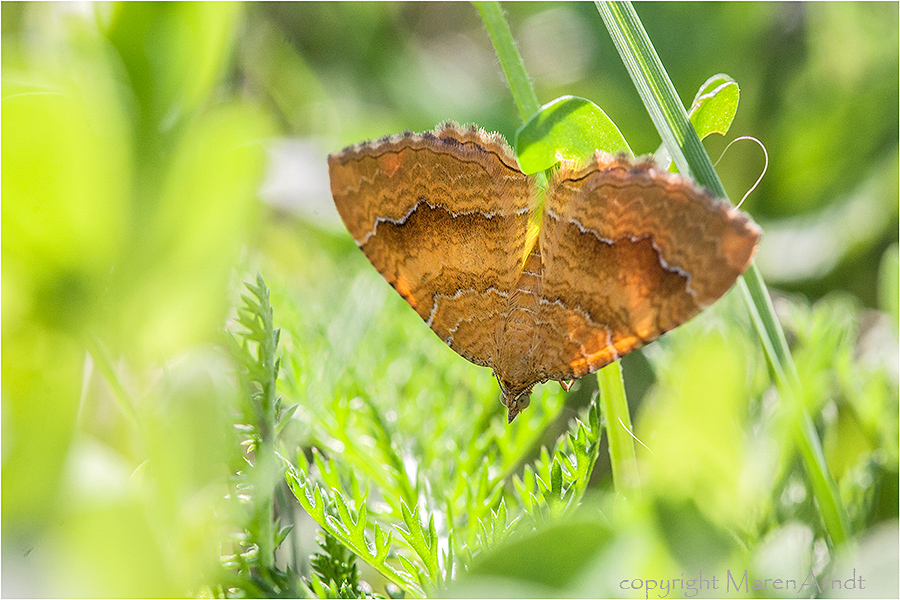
328, 123, 760, 422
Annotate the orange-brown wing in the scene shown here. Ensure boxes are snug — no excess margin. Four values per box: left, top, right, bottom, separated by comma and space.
328, 124, 536, 368
536, 152, 760, 381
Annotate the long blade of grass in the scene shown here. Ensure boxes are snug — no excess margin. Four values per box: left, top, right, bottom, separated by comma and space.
595, 0, 849, 547
475, 0, 638, 497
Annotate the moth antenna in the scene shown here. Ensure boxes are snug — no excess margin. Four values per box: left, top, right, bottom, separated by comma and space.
714, 135, 768, 209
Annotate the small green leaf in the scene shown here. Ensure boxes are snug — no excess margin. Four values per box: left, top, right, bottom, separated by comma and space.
397, 553, 427, 589
483, 481, 503, 512
275, 524, 294, 548
325, 514, 349, 539
444, 529, 455, 586
333, 490, 363, 540
373, 524, 392, 563
314, 449, 342, 492
355, 503, 368, 539
514, 468, 540, 515
295, 449, 310, 472
496, 498, 507, 529
398, 503, 440, 583
687, 74, 740, 140
550, 459, 563, 498
588, 401, 601, 432
276, 403, 299, 434
515, 96, 632, 175
878, 243, 899, 331
427, 514, 438, 555
312, 486, 327, 522
538, 447, 552, 478
477, 519, 491, 548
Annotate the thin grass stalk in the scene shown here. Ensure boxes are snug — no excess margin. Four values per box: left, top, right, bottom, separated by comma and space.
595, 0, 849, 546
472, 1, 540, 123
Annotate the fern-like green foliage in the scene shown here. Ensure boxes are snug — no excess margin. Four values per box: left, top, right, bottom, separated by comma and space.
219, 275, 308, 598
283, 449, 417, 595
309, 532, 373, 598
227, 212, 895, 597
513, 403, 603, 524
261, 250, 615, 598
214, 3, 896, 591
281, 402, 608, 597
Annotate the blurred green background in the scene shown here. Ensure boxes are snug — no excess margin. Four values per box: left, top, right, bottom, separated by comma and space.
2, 2, 897, 597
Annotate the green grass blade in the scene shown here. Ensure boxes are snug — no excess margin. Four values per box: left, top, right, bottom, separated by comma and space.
595, 0, 850, 547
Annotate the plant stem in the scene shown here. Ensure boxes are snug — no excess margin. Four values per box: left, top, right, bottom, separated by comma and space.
253, 278, 281, 572
598, 362, 640, 497
596, 0, 849, 546
473, 1, 540, 123
86, 336, 139, 429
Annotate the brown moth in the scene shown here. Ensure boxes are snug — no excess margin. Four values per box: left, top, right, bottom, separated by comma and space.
328, 123, 760, 422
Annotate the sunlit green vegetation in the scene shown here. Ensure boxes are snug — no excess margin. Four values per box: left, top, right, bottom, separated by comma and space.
3, 2, 897, 597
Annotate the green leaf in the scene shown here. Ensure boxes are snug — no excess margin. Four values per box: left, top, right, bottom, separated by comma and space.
549, 459, 563, 499
878, 243, 899, 331
275, 524, 294, 548
282, 456, 424, 597
314, 448, 342, 493
276, 403, 299, 435
398, 503, 440, 582
457, 519, 612, 592
512, 470, 536, 514
475, 498, 517, 552
105, 2, 242, 126
515, 96, 632, 175
333, 490, 365, 540
444, 529, 455, 587
373, 524, 393, 563
653, 498, 737, 571
397, 553, 427, 589
687, 74, 740, 139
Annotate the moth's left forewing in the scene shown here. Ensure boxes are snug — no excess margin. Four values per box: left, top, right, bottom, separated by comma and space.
327, 124, 537, 369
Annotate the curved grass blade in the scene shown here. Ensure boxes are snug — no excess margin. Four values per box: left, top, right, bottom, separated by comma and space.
595, 0, 850, 548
